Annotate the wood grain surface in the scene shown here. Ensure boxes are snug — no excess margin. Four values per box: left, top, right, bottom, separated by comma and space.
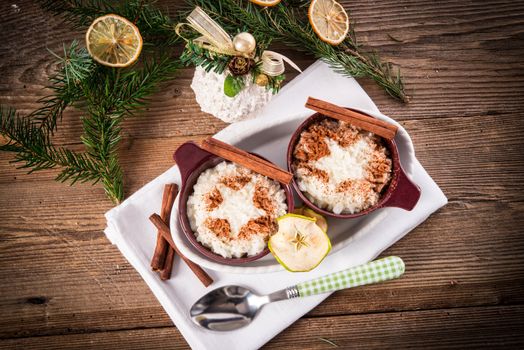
1, 0, 524, 349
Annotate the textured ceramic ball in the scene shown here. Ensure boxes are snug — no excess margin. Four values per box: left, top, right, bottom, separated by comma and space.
233, 32, 256, 54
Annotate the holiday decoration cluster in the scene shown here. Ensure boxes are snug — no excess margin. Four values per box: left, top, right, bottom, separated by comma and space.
0, 0, 407, 203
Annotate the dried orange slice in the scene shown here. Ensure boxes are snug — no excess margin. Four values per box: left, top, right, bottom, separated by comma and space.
249, 0, 282, 6
308, 0, 349, 45
85, 14, 143, 67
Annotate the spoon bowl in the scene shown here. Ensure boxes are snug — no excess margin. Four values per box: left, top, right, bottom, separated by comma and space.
190, 285, 268, 331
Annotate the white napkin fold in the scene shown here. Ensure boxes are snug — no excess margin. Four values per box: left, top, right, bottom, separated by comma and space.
105, 61, 447, 350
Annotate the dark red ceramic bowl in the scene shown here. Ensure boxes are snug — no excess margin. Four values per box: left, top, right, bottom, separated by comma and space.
287, 111, 421, 219
174, 141, 295, 265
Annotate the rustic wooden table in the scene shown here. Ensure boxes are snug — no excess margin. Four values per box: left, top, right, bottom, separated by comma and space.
1, 1, 524, 349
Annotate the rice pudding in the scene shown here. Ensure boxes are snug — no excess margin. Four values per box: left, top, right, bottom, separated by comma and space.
292, 118, 392, 214
187, 161, 288, 258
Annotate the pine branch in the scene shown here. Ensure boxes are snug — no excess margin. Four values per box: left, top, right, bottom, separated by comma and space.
28, 41, 94, 132
2, 49, 180, 203
78, 54, 179, 202
39, 0, 181, 48
70, 56, 180, 202
130, 1, 182, 47
3, 0, 408, 207
0, 107, 101, 184
179, 41, 231, 74
0, 1, 184, 204
115, 56, 182, 114
39, 0, 114, 28
0, 105, 122, 202
80, 109, 124, 203
185, 0, 408, 102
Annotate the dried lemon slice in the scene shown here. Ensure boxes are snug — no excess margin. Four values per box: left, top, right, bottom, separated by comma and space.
308, 0, 349, 45
249, 0, 282, 6
269, 214, 331, 272
85, 14, 143, 67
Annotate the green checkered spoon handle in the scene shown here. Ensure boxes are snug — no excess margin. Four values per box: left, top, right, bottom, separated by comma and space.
189, 256, 405, 330
290, 256, 405, 298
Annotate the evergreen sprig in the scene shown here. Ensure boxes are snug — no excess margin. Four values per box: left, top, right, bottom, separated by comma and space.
180, 41, 231, 74
0, 107, 101, 185
1, 2, 181, 203
39, 0, 181, 47
185, 0, 408, 102
179, 39, 286, 95
29, 41, 94, 133
1, 0, 408, 204
39, 0, 113, 28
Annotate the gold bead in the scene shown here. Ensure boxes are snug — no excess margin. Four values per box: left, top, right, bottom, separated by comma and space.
255, 73, 269, 87
233, 32, 256, 54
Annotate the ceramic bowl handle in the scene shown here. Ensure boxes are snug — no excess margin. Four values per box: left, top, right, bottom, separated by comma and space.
384, 167, 421, 211
174, 141, 213, 182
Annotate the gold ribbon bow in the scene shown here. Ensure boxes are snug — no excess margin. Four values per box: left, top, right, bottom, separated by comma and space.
176, 6, 301, 77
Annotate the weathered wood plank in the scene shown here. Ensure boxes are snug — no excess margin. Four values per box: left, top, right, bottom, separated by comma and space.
2, 110, 523, 205
1, 1, 523, 133
1, 0, 524, 348
1, 305, 523, 349
271, 305, 524, 349
1, 200, 523, 338
2, 133, 523, 233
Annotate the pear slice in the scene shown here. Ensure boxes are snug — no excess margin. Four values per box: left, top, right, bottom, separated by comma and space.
269, 214, 331, 272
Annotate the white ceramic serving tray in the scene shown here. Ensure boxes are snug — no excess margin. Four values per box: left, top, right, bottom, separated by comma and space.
169, 114, 415, 274
169, 61, 416, 274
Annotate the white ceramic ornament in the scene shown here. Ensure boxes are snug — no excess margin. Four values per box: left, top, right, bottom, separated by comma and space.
233, 32, 256, 54
190, 66, 272, 123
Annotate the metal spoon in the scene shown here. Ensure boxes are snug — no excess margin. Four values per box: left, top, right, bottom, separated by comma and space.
190, 256, 404, 331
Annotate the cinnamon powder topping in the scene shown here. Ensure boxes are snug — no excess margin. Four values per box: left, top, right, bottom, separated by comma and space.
238, 215, 277, 240
292, 118, 393, 214
336, 179, 373, 194
300, 164, 329, 183
253, 182, 275, 213
205, 187, 223, 211
205, 218, 231, 242
221, 174, 252, 190
293, 119, 361, 163
336, 180, 354, 193
366, 141, 392, 192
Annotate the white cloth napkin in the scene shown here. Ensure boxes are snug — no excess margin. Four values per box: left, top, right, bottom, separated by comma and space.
104, 61, 447, 350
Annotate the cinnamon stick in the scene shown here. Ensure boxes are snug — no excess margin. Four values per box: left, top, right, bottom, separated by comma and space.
149, 213, 214, 287
200, 137, 293, 184
305, 97, 398, 140
150, 184, 178, 271
160, 247, 175, 281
